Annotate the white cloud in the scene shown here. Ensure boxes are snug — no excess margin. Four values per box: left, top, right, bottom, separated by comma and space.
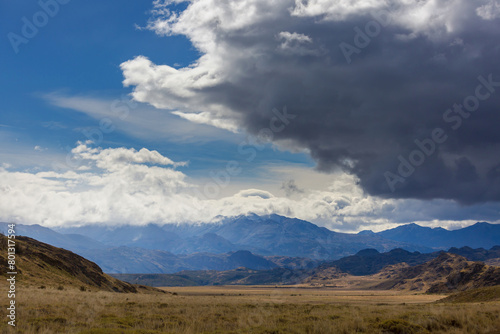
34, 146, 47, 152
291, 0, 483, 38
277, 31, 322, 56
477, 0, 500, 20
43, 92, 238, 142
0, 144, 497, 231
291, 0, 384, 21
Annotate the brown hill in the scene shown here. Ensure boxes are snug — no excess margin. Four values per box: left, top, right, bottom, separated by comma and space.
439, 285, 500, 303
374, 253, 500, 293
301, 266, 347, 285
485, 258, 500, 267
0, 235, 162, 293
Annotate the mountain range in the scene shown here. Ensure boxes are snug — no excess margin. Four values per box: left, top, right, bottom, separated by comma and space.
3, 229, 499, 294
1, 214, 499, 274
113, 249, 500, 289
363, 222, 500, 250
55, 214, 432, 259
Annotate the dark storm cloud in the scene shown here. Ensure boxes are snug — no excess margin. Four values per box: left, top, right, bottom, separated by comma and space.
122, 0, 500, 204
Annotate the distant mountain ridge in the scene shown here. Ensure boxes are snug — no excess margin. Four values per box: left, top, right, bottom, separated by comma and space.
54, 214, 432, 260
0, 221, 317, 274
78, 248, 281, 274
372, 222, 500, 250
317, 248, 437, 276
302, 245, 500, 279
113, 246, 500, 288
2, 216, 499, 274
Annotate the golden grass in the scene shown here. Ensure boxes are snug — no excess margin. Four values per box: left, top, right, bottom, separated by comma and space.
1, 285, 499, 333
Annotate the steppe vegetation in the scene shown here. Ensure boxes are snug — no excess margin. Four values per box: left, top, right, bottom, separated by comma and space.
2, 285, 499, 333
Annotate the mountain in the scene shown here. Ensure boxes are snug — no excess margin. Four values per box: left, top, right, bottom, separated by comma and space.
78, 247, 190, 274
447, 245, 500, 262
375, 222, 500, 250
373, 253, 500, 292
0, 234, 159, 293
57, 214, 431, 260
6, 216, 499, 275
66, 248, 278, 274
0, 222, 106, 251
54, 223, 183, 251
264, 255, 319, 270
315, 248, 438, 276
300, 245, 500, 288
112, 267, 309, 287
3, 222, 310, 273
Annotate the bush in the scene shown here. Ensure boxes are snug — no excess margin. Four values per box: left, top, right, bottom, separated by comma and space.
378, 319, 428, 334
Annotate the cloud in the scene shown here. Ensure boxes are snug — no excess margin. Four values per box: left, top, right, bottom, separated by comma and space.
281, 179, 304, 197
235, 189, 275, 199
0, 143, 192, 226
477, 1, 500, 20
43, 93, 237, 143
121, 0, 500, 204
1, 144, 499, 231
34, 146, 47, 152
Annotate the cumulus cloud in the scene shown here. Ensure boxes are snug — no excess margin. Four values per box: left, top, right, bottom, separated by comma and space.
0, 144, 193, 226
0, 144, 498, 231
477, 0, 500, 20
121, 0, 500, 204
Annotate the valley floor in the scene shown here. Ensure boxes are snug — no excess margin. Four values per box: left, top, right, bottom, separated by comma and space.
2, 286, 499, 333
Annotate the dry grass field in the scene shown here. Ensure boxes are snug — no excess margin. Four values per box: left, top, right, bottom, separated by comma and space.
1, 285, 500, 334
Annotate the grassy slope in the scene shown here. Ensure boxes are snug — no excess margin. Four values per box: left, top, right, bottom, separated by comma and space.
439, 285, 500, 303
0, 235, 161, 293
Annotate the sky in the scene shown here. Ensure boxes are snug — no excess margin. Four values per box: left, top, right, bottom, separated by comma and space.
1, 0, 500, 232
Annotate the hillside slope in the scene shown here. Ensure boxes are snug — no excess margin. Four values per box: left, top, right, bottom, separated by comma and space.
0, 235, 159, 293
439, 285, 500, 303
374, 253, 500, 292
317, 248, 437, 276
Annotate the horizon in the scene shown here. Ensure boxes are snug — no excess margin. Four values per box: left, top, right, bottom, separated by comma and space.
1, 214, 497, 234
2, 1, 500, 233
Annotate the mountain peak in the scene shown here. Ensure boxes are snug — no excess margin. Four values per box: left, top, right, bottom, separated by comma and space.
355, 249, 380, 256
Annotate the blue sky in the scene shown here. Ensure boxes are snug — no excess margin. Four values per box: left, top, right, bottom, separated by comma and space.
1, 0, 499, 231
0, 0, 312, 175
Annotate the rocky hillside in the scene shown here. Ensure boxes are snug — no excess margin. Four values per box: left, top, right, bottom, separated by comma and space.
316, 248, 437, 276
0, 235, 161, 293
374, 253, 500, 293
